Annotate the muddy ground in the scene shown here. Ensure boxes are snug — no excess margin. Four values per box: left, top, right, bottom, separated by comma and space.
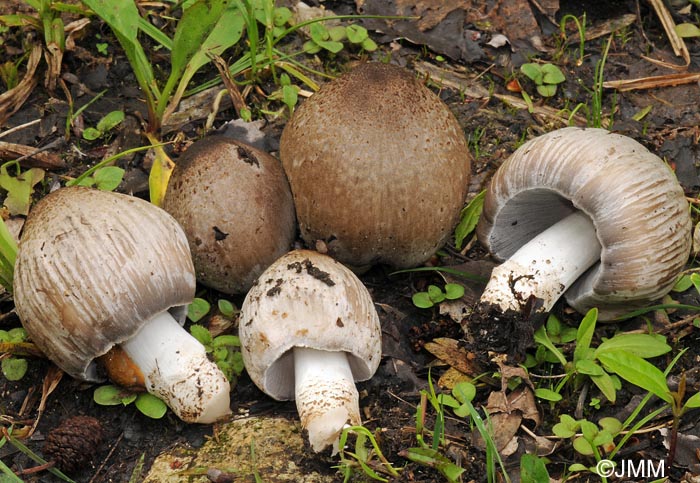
2, 0, 700, 482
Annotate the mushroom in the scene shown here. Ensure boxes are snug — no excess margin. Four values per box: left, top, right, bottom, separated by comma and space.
239, 249, 381, 453
469, 127, 691, 349
279, 62, 471, 271
163, 136, 296, 294
14, 186, 231, 423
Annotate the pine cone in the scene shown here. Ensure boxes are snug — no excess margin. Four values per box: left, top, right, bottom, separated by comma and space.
43, 415, 103, 473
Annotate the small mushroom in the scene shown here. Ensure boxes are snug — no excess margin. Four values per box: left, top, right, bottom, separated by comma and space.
14, 187, 231, 423
239, 249, 381, 453
280, 62, 471, 271
163, 136, 296, 294
471, 127, 690, 337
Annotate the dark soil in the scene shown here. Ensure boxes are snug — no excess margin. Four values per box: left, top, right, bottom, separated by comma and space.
2, 0, 700, 482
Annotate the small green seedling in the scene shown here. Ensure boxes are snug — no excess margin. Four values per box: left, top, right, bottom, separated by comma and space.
412, 283, 465, 309
554, 414, 621, 477
187, 297, 244, 383
303, 23, 377, 54
73, 166, 125, 192
336, 425, 401, 482
0, 161, 44, 216
82, 110, 125, 140
93, 384, 168, 419
520, 63, 565, 97
0, 328, 29, 381
532, 308, 671, 404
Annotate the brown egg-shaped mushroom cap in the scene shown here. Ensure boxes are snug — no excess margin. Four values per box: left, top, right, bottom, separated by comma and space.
163, 137, 297, 294
279, 62, 471, 270
239, 249, 381, 400
477, 127, 691, 319
14, 186, 196, 381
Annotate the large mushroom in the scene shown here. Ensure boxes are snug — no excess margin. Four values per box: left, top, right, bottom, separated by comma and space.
279, 62, 471, 271
239, 249, 381, 453
467, 127, 691, 353
163, 136, 296, 294
14, 186, 231, 423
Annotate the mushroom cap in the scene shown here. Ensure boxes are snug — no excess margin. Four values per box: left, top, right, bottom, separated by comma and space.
279, 62, 471, 270
14, 186, 196, 381
477, 127, 691, 320
163, 137, 296, 294
239, 249, 382, 400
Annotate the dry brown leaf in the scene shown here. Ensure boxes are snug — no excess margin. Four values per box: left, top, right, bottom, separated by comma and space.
0, 44, 41, 126
436, 366, 473, 389
423, 337, 481, 376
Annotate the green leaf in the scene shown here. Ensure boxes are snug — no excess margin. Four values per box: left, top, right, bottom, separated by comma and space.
282, 84, 298, 111
536, 84, 557, 97
94, 385, 128, 406
590, 371, 618, 402
520, 63, 543, 84
579, 420, 598, 442
534, 325, 568, 366
534, 388, 562, 402
427, 285, 446, 304
212, 335, 241, 348
597, 351, 672, 403
575, 359, 604, 376
93, 166, 124, 191
454, 190, 485, 249
574, 308, 597, 364
82, 126, 102, 140
412, 292, 434, 308
188, 298, 211, 322
361, 37, 378, 51
676, 22, 700, 38
452, 381, 476, 404
592, 429, 613, 448
308, 23, 343, 53
568, 463, 589, 472
346, 24, 368, 43
673, 274, 693, 292
217, 299, 237, 317
135, 392, 167, 419
0, 165, 44, 216
327, 25, 347, 42
444, 283, 464, 300
168, 0, 245, 110
272, 7, 292, 26
598, 417, 622, 435
404, 447, 466, 481
302, 39, 322, 54
1, 357, 27, 381
520, 453, 550, 483
96, 110, 125, 132
683, 391, 700, 410
541, 63, 565, 84
7, 327, 27, 342
189, 324, 213, 348
594, 333, 671, 359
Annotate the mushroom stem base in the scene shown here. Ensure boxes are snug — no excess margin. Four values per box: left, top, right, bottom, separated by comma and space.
480, 211, 601, 313
120, 310, 231, 423
293, 347, 359, 454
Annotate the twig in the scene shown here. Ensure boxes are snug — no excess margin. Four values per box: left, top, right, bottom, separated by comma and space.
89, 431, 124, 483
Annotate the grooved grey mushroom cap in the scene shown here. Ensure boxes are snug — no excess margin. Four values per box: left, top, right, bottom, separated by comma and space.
163, 137, 296, 294
477, 127, 691, 320
280, 62, 471, 270
14, 187, 196, 381
239, 250, 381, 400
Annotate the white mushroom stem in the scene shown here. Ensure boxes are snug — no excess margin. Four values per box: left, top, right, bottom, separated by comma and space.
120, 310, 231, 423
293, 347, 360, 454
480, 211, 602, 313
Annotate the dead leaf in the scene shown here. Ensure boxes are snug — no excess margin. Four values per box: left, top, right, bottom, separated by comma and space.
0, 44, 41, 126
437, 366, 473, 389
423, 337, 481, 377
